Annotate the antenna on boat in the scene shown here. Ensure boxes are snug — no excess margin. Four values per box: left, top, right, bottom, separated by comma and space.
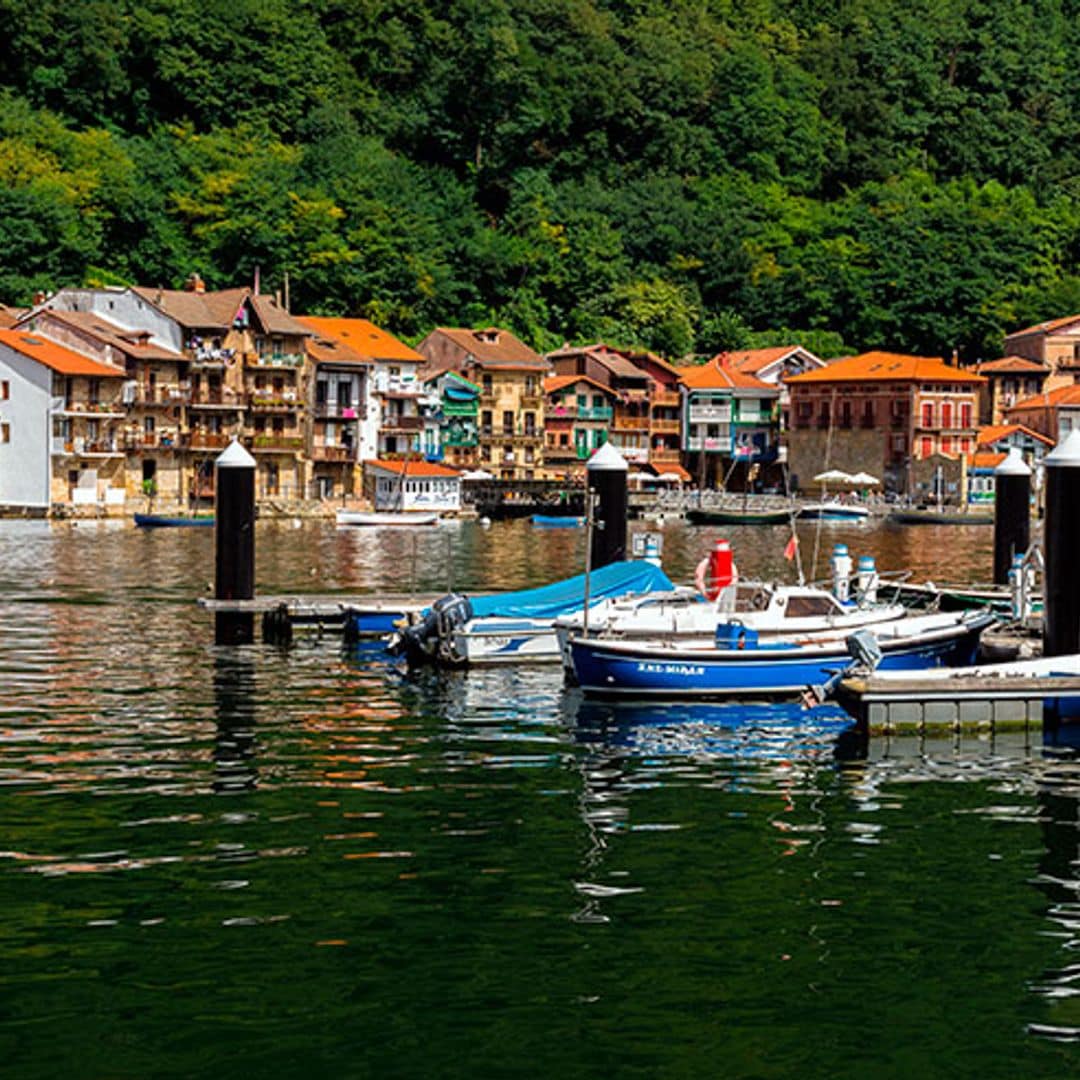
581, 490, 598, 638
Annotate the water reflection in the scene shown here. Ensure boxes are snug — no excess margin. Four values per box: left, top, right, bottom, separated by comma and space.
212, 650, 258, 795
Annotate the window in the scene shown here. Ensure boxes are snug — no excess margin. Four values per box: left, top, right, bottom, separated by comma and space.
862, 401, 875, 428
941, 402, 953, 429
144, 415, 155, 434
1, 422, 8, 443
942, 436, 953, 454
1, 380, 8, 400
921, 402, 934, 427
960, 402, 972, 427
919, 436, 932, 457
502, 410, 514, 434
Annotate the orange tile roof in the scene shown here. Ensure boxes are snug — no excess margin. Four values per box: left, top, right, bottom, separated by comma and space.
364, 459, 460, 478
726, 346, 808, 375
0, 303, 25, 329
544, 374, 614, 395
976, 355, 1048, 375
297, 317, 422, 363
785, 351, 984, 385
968, 451, 1007, 469
0, 330, 125, 377
678, 356, 776, 392
976, 423, 1054, 448
1009, 384, 1080, 410
650, 462, 692, 482
1007, 313, 1080, 338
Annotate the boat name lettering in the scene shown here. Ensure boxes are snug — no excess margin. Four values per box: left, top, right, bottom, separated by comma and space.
635, 662, 705, 676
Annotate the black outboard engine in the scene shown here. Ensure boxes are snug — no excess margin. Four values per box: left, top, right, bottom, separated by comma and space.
387, 593, 474, 668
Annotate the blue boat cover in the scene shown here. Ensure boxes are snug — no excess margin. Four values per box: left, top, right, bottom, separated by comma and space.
467, 560, 675, 620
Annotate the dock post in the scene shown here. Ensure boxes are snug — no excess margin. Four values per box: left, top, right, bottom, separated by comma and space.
993, 447, 1031, 585
586, 443, 628, 569
1043, 430, 1080, 656
214, 439, 256, 646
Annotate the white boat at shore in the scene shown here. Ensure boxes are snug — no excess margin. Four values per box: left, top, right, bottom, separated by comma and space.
336, 509, 440, 527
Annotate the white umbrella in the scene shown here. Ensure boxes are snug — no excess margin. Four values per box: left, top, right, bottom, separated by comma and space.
813, 469, 855, 484
460, 468, 494, 480
849, 471, 881, 486
657, 472, 684, 483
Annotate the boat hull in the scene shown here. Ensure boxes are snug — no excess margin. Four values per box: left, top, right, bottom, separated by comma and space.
798, 503, 870, 522
686, 508, 790, 526
888, 510, 992, 526
134, 513, 213, 528
336, 511, 439, 527
568, 614, 991, 699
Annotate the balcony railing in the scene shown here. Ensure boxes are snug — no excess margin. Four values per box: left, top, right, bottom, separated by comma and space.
130, 386, 191, 406
380, 415, 424, 432
649, 448, 683, 463
688, 405, 731, 423
248, 352, 304, 369
650, 418, 680, 434
314, 403, 362, 420
55, 439, 125, 457
249, 391, 300, 411
310, 444, 357, 463
121, 432, 187, 451
250, 434, 304, 452
651, 389, 681, 407
189, 431, 232, 450
55, 402, 127, 418
190, 390, 244, 408
685, 437, 729, 452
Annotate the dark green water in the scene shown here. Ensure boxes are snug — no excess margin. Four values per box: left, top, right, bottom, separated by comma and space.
2, 518, 1078, 1078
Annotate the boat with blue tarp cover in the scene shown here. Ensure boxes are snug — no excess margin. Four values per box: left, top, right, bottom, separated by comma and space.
385, 560, 677, 667
531, 514, 584, 527
567, 608, 994, 699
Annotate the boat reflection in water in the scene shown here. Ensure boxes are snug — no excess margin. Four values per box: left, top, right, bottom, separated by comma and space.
570, 696, 866, 762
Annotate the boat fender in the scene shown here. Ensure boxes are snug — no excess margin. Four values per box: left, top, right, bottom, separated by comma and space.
695, 539, 737, 601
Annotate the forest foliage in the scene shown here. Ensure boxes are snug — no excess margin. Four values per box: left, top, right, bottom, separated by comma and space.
2, 0, 1080, 360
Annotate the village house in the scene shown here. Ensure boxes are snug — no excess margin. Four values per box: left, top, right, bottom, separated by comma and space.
974, 356, 1049, 424
0, 329, 127, 511
677, 356, 781, 489
543, 374, 616, 478
422, 371, 480, 470
363, 459, 461, 513
417, 327, 548, 480
785, 351, 984, 497
546, 343, 686, 479
1002, 314, 1080, 391
41, 277, 313, 503
965, 423, 1054, 505
1003, 384, 1080, 444
723, 345, 826, 432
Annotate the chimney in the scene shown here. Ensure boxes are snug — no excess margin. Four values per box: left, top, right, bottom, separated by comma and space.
950, 347, 959, 367
185, 272, 205, 294
32, 291, 47, 307
253, 265, 260, 296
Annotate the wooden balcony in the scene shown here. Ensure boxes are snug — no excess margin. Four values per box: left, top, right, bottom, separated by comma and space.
310, 445, 357, 463
650, 418, 680, 434
249, 434, 304, 453
189, 431, 232, 450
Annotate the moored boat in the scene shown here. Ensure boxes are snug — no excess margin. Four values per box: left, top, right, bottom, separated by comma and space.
336, 509, 440, 527
531, 514, 584, 527
567, 609, 995, 699
134, 512, 214, 528
686, 507, 791, 526
888, 508, 992, 525
798, 502, 871, 522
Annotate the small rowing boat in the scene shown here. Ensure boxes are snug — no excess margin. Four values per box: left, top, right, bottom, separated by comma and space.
134, 513, 214, 528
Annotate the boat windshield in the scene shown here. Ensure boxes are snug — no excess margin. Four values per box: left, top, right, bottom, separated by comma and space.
784, 593, 844, 617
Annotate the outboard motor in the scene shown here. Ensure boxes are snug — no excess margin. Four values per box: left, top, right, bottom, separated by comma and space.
845, 628, 883, 672
386, 593, 474, 667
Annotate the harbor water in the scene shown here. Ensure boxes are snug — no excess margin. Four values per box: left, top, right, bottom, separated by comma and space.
2, 517, 1079, 1076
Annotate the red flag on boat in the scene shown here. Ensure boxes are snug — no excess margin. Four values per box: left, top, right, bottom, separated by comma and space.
783, 534, 799, 560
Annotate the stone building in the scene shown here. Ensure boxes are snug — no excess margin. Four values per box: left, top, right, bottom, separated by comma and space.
417, 327, 549, 480
786, 351, 984, 497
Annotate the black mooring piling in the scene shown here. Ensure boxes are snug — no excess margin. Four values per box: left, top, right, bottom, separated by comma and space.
214, 439, 256, 645
993, 447, 1031, 586
1043, 430, 1080, 657
586, 442, 629, 570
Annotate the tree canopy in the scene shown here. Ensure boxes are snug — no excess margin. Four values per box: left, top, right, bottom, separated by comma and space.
2, 0, 1080, 360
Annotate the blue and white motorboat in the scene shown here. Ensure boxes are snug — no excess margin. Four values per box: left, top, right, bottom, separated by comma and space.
387, 560, 678, 667
566, 608, 994, 699
531, 514, 584, 528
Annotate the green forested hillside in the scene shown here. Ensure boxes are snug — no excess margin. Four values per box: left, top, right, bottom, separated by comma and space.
2, 0, 1080, 359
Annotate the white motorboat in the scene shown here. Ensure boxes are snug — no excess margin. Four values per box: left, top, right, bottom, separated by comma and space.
553, 580, 907, 672
336, 509, 440, 527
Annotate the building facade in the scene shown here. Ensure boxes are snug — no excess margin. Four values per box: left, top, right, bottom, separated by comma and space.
677, 357, 781, 488
417, 328, 548, 480
974, 356, 1049, 425
1003, 384, 1080, 443
543, 374, 615, 477
1003, 314, 1080, 390
786, 352, 984, 496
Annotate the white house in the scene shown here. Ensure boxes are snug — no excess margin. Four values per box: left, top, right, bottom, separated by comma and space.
0, 329, 127, 510
363, 459, 461, 513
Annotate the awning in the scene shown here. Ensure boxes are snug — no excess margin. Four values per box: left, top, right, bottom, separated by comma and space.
649, 462, 692, 482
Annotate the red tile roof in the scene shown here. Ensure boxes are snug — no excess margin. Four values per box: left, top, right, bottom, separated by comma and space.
1009, 384, 1080, 410
0, 330, 125, 377
976, 423, 1054, 448
1006, 314, 1080, 338
29, 309, 183, 361
725, 346, 809, 375
786, 351, 984, 385
969, 451, 1007, 469
678, 356, 776, 391
976, 355, 1048, 375
0, 304, 25, 329
364, 459, 460, 478
544, 374, 614, 395
299, 317, 422, 363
